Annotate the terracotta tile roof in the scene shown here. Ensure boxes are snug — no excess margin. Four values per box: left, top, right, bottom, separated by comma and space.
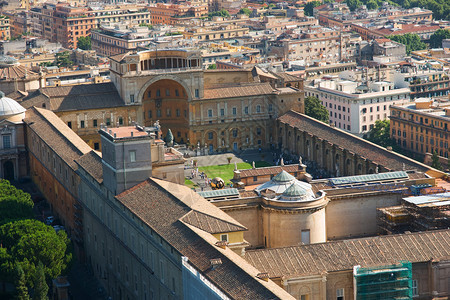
109, 51, 132, 63
278, 111, 431, 173
115, 178, 288, 299
273, 72, 300, 82
20, 83, 125, 112
240, 165, 301, 178
23, 107, 92, 169
0, 65, 39, 80
75, 150, 103, 183
203, 82, 275, 100
182, 210, 247, 234
374, 24, 440, 36
245, 229, 450, 278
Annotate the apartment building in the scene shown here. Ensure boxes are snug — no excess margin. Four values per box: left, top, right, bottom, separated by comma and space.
0, 15, 10, 41
91, 23, 155, 57
91, 4, 151, 27
305, 78, 410, 135
390, 98, 450, 158
268, 28, 358, 65
394, 69, 450, 99
183, 24, 249, 41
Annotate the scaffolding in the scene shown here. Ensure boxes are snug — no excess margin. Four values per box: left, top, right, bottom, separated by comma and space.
354, 261, 413, 300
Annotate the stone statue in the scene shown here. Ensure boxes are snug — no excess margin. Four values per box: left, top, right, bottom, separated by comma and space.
402, 163, 406, 171
234, 162, 238, 171
299, 156, 302, 165
252, 161, 255, 169
375, 166, 379, 174
280, 158, 284, 166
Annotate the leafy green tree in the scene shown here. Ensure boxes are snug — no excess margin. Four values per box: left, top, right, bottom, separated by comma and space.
304, 96, 329, 123
77, 36, 91, 50
32, 262, 48, 300
239, 8, 252, 16
388, 34, 427, 54
139, 23, 153, 29
208, 9, 230, 18
346, 0, 362, 10
55, 51, 74, 68
15, 265, 29, 300
367, 120, 393, 147
304, 1, 321, 16
431, 150, 442, 170
0, 180, 34, 226
429, 29, 450, 48
207, 64, 217, 69
0, 219, 72, 287
366, 0, 378, 9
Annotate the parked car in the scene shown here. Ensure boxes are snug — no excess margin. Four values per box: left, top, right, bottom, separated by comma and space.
45, 216, 54, 225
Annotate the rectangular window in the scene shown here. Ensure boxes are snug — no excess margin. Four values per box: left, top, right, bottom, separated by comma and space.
256, 105, 261, 113
195, 89, 199, 98
301, 230, 310, 245
2, 135, 10, 149
337, 288, 344, 300
148, 110, 152, 118
220, 234, 228, 242
253, 176, 257, 182
130, 94, 135, 103
220, 108, 225, 116
232, 107, 237, 115
156, 110, 161, 117
80, 120, 85, 128
412, 280, 418, 296
208, 109, 213, 117
176, 109, 180, 117
67, 121, 72, 128
129, 150, 136, 162
94, 143, 99, 150
118, 117, 123, 125
244, 106, 249, 114
93, 119, 98, 127
165, 89, 170, 96
106, 118, 111, 126
208, 132, 213, 140
268, 104, 273, 112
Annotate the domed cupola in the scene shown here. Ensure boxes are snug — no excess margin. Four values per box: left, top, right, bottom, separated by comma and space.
272, 170, 295, 183
0, 91, 26, 121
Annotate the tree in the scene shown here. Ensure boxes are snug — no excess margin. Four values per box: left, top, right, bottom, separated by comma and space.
367, 120, 392, 147
239, 8, 252, 16
32, 262, 48, 300
0, 219, 72, 287
77, 36, 91, 50
15, 265, 29, 300
388, 34, 427, 54
431, 150, 442, 170
304, 96, 329, 123
0, 179, 34, 226
207, 64, 217, 69
55, 51, 73, 68
366, 0, 378, 9
304, 1, 321, 16
429, 29, 450, 48
346, 0, 362, 10
139, 23, 153, 29
208, 9, 230, 18
165, 129, 174, 146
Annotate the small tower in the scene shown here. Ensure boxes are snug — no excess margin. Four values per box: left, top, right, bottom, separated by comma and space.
100, 125, 154, 195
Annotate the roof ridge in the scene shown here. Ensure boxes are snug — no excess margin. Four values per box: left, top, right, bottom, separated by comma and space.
183, 209, 247, 232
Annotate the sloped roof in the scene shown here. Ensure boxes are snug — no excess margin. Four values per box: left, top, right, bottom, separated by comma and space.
239, 164, 302, 178
23, 107, 92, 170
245, 229, 450, 278
203, 82, 274, 100
182, 210, 247, 234
75, 150, 103, 183
0, 64, 39, 80
20, 82, 124, 112
278, 111, 430, 173
115, 178, 290, 299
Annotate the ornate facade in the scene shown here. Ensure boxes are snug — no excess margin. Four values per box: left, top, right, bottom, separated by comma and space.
110, 49, 304, 152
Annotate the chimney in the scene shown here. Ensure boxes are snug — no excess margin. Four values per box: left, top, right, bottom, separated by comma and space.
256, 273, 270, 281
210, 258, 222, 270
215, 240, 228, 249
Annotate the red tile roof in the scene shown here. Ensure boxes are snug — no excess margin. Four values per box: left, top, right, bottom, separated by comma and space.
203, 82, 274, 100
240, 165, 302, 178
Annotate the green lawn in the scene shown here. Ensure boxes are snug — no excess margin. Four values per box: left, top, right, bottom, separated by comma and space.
184, 178, 198, 189
198, 161, 271, 184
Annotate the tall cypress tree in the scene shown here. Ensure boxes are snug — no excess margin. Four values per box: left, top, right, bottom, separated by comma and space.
33, 262, 48, 300
15, 265, 29, 300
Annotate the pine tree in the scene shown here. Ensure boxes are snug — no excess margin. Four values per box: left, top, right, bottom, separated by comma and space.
15, 265, 29, 300
32, 262, 48, 300
431, 151, 442, 170
165, 129, 174, 146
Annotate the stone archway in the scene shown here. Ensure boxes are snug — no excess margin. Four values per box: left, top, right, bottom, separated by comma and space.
142, 79, 190, 143
3, 160, 14, 181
